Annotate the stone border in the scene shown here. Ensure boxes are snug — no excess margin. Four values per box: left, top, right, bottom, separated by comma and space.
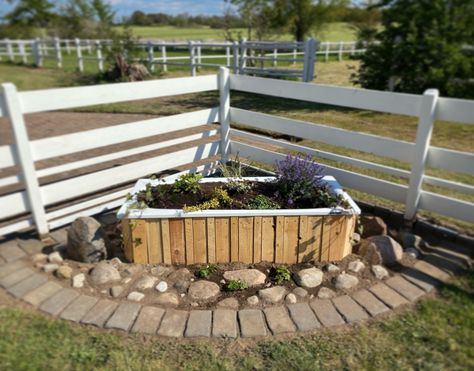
0, 238, 454, 339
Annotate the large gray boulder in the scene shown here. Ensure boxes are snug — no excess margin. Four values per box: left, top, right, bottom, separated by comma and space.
361, 235, 403, 266
294, 267, 324, 288
66, 217, 108, 263
223, 269, 266, 287
89, 261, 121, 285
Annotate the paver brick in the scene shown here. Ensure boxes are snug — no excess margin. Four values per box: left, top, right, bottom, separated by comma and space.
310, 299, 345, 327
287, 303, 321, 331
23, 281, 62, 307
369, 283, 409, 309
401, 267, 438, 292
157, 309, 188, 337
352, 289, 390, 317
185, 310, 212, 337
17, 239, 44, 255
39, 288, 79, 316
8, 273, 48, 298
414, 260, 451, 283
332, 295, 369, 323
0, 267, 34, 288
0, 241, 26, 262
0, 260, 28, 278
60, 295, 99, 322
264, 306, 296, 334
385, 276, 425, 302
239, 309, 268, 337
212, 309, 238, 338
81, 299, 118, 327
131, 306, 165, 334
105, 302, 141, 331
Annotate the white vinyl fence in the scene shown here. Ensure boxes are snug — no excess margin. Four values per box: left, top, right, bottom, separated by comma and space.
0, 67, 472, 237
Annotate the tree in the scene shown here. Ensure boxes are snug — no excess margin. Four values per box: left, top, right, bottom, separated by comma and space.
349, 1, 381, 44
228, 0, 278, 40
3, 0, 55, 28
354, 0, 474, 98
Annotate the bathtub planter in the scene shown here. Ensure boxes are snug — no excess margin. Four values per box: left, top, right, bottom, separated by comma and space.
117, 176, 361, 265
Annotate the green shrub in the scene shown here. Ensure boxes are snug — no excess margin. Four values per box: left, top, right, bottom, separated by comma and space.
247, 194, 281, 210
271, 266, 291, 284
226, 279, 248, 291
172, 173, 202, 194
196, 264, 218, 279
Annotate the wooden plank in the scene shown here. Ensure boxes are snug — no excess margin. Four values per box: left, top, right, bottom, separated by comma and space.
328, 216, 347, 261
207, 218, 216, 263
342, 215, 356, 258
131, 219, 149, 264
169, 219, 186, 264
261, 217, 275, 262
253, 216, 262, 263
283, 217, 299, 264
320, 217, 332, 262
230, 217, 239, 262
215, 218, 230, 263
274, 216, 285, 263
308, 216, 323, 262
121, 219, 133, 262
147, 220, 163, 264
298, 216, 323, 263
238, 217, 253, 263
161, 219, 171, 264
184, 219, 194, 264
193, 218, 207, 264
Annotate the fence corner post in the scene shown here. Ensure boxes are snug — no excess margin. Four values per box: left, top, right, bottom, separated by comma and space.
218, 67, 231, 163
54, 37, 62, 68
239, 38, 247, 75
188, 41, 196, 76
33, 38, 43, 67
1, 83, 49, 236
303, 38, 316, 82
404, 89, 439, 222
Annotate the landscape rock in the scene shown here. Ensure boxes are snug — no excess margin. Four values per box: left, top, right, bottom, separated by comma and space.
135, 275, 157, 291
371, 265, 389, 280
361, 235, 403, 266
168, 268, 192, 292
292, 287, 308, 299
258, 286, 287, 304
155, 281, 168, 293
151, 266, 173, 277
352, 232, 361, 246
334, 272, 359, 290
324, 263, 340, 273
89, 261, 121, 285
127, 291, 145, 302
359, 215, 387, 238
223, 269, 266, 287
216, 297, 239, 310
154, 292, 180, 306
56, 265, 73, 279
405, 247, 420, 259
398, 231, 424, 249
42, 263, 59, 273
348, 259, 365, 273
123, 265, 143, 276
72, 273, 86, 288
48, 251, 63, 264
294, 267, 324, 288
188, 281, 220, 301
66, 216, 108, 263
285, 293, 297, 304
110, 285, 124, 297
317, 287, 336, 299
247, 295, 259, 306
109, 257, 122, 268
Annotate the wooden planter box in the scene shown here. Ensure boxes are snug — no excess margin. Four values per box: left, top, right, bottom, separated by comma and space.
118, 176, 360, 265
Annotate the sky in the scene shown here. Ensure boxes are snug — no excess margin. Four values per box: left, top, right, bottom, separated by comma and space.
0, 0, 233, 19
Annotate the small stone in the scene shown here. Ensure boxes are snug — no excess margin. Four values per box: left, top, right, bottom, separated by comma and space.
324, 263, 340, 273
334, 272, 359, 290
150, 266, 173, 277
110, 257, 122, 267
110, 285, 124, 297
56, 265, 73, 279
100, 289, 107, 294
191, 302, 199, 307
174, 280, 189, 292
188, 281, 220, 301
48, 251, 63, 264
220, 279, 226, 284
168, 268, 192, 292
371, 265, 389, 280
361, 236, 403, 266
309, 294, 314, 299
285, 293, 297, 304
122, 277, 132, 284
180, 293, 185, 297
258, 286, 287, 304
352, 232, 361, 245
265, 282, 271, 287
66, 216, 108, 263
127, 291, 145, 302
359, 215, 387, 238
32, 253, 48, 263
124, 265, 143, 276
405, 248, 419, 259
317, 287, 336, 299
398, 231, 424, 249
89, 261, 121, 285
154, 292, 180, 306
247, 295, 259, 306
135, 275, 157, 291
216, 297, 239, 310
294, 267, 323, 288
43, 263, 59, 273
72, 273, 86, 288
223, 269, 266, 287
155, 281, 168, 293
348, 259, 365, 273
293, 287, 308, 299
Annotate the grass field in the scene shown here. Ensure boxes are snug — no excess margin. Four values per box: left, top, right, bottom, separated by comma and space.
0, 270, 472, 370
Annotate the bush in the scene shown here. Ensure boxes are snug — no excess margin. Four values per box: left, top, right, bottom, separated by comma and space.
226, 279, 248, 291
172, 173, 203, 195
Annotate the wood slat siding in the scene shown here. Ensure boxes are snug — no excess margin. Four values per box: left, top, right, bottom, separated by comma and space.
122, 215, 356, 265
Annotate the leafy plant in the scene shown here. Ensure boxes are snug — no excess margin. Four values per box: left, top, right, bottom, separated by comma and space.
196, 264, 218, 279
226, 279, 248, 291
183, 198, 220, 212
247, 194, 281, 210
211, 187, 233, 207
172, 173, 203, 194
271, 266, 291, 284
218, 153, 244, 178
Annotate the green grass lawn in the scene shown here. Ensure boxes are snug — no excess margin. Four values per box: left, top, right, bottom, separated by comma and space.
0, 270, 472, 370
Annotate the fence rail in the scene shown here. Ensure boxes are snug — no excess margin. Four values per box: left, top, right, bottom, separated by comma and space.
0, 67, 472, 237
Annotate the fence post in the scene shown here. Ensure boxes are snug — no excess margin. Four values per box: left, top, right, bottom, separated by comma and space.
54, 37, 62, 68
147, 42, 155, 72
65, 39, 71, 54
338, 41, 343, 61
1, 83, 49, 236
33, 38, 43, 67
19, 42, 27, 64
75, 38, 84, 72
87, 39, 92, 54
6, 38, 14, 61
404, 89, 439, 222
42, 39, 48, 56
239, 38, 247, 74
325, 42, 330, 62
351, 42, 355, 56
160, 44, 167, 72
273, 48, 278, 67
232, 41, 238, 74
96, 40, 103, 72
302, 38, 316, 82
188, 41, 196, 76
226, 45, 231, 67
218, 67, 231, 163
196, 42, 202, 71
